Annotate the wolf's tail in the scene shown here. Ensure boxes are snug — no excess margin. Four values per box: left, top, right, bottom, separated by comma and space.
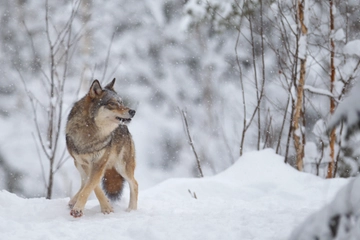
102, 167, 125, 201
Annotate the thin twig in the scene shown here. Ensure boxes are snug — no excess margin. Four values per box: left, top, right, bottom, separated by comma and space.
188, 189, 197, 199
316, 140, 325, 176
180, 109, 203, 178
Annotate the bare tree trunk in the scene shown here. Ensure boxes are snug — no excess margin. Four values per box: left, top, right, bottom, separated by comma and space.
232, 4, 247, 157
293, 0, 307, 171
285, 98, 295, 164
293, 64, 305, 171
259, 0, 267, 150
45, 0, 55, 198
236, 31, 246, 157
334, 122, 343, 177
278, 80, 293, 158
248, 14, 261, 151
46, 156, 54, 199
327, 0, 336, 178
277, 2, 300, 164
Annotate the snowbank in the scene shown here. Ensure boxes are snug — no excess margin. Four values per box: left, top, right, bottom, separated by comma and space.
0, 149, 349, 240
290, 176, 360, 240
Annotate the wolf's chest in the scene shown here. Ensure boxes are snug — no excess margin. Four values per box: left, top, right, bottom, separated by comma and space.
66, 131, 113, 155
76, 148, 107, 165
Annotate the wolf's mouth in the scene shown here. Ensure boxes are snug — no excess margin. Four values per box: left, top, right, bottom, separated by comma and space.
116, 117, 132, 124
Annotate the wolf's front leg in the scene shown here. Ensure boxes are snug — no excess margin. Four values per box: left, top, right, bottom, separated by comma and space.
70, 161, 108, 218
68, 191, 80, 209
69, 160, 88, 209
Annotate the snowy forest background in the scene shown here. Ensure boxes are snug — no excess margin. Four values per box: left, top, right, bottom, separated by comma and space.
1, 0, 360, 199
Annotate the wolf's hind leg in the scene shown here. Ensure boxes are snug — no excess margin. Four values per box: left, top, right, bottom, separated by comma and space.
127, 177, 138, 211
94, 185, 113, 214
120, 170, 138, 211
115, 147, 138, 211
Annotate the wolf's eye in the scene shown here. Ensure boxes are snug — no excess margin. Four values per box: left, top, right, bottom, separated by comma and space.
108, 102, 118, 108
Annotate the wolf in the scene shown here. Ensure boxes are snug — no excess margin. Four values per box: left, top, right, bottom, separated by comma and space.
65, 78, 138, 218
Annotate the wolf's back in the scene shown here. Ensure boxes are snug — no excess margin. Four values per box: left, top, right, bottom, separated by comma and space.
102, 167, 125, 201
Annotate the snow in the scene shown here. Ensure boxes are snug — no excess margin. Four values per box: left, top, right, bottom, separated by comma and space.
0, 149, 348, 240
334, 29, 345, 42
343, 40, 360, 57
304, 84, 334, 99
304, 141, 318, 162
327, 81, 360, 138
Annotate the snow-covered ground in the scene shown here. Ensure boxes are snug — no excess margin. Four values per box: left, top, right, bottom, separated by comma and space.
0, 149, 349, 240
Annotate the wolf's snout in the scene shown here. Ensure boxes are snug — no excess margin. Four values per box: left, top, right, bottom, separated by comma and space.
129, 109, 136, 117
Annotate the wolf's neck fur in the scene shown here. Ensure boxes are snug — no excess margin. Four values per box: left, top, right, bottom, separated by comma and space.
66, 98, 118, 155
94, 107, 120, 138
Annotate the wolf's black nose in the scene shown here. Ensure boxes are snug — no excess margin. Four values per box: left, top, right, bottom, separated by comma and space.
129, 109, 136, 117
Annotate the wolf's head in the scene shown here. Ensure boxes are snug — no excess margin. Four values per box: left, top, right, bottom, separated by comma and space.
87, 78, 135, 130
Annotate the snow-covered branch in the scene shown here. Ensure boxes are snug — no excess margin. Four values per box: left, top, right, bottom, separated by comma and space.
303, 85, 338, 102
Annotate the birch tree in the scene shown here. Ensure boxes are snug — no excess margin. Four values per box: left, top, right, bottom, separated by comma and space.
293, 0, 308, 171
327, 0, 336, 178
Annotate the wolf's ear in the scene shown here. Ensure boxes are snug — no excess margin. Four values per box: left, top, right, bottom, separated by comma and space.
89, 80, 103, 98
105, 78, 116, 90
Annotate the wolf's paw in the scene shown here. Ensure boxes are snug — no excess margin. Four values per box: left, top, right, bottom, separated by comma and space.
70, 208, 83, 218
101, 205, 114, 215
126, 201, 137, 212
126, 206, 137, 212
